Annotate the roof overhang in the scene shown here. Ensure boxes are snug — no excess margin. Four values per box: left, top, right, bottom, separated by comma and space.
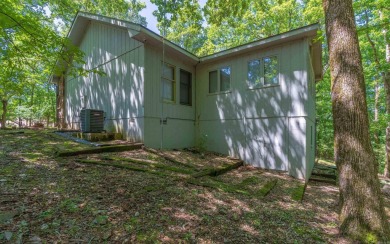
71, 12, 199, 65
200, 23, 320, 63
132, 27, 199, 65
68, 12, 141, 46
50, 12, 322, 82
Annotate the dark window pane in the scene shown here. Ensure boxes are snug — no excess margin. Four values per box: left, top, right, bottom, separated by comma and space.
180, 69, 192, 105
220, 66, 230, 92
209, 70, 218, 93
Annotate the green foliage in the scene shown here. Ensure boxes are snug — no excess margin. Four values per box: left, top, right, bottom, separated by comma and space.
59, 199, 79, 213
0, 0, 146, 127
151, 0, 206, 54
197, 134, 208, 153
364, 232, 378, 244
316, 71, 334, 160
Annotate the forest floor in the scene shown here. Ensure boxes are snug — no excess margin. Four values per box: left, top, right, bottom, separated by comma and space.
0, 129, 389, 243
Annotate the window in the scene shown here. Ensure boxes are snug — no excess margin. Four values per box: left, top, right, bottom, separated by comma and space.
263, 56, 279, 85
209, 66, 231, 93
161, 63, 175, 102
209, 70, 218, 93
247, 59, 261, 88
247, 56, 279, 88
310, 125, 313, 148
220, 67, 231, 92
180, 69, 192, 106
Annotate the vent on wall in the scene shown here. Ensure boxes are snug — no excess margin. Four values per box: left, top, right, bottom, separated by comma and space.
80, 109, 104, 133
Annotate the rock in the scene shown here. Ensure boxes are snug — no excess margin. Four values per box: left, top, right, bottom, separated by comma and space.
103, 230, 112, 240
382, 184, 390, 196
29, 235, 42, 244
4, 231, 13, 241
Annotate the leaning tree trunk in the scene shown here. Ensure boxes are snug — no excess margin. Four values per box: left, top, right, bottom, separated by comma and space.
1, 99, 8, 129
323, 0, 390, 241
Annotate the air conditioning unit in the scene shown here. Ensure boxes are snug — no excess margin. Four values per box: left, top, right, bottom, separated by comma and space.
80, 109, 104, 133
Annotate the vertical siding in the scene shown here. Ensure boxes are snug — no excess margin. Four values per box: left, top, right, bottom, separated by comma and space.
64, 21, 145, 141
304, 38, 317, 181
143, 44, 196, 149
196, 39, 313, 180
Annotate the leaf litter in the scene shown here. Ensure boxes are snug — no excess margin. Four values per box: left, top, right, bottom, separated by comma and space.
1, 129, 389, 243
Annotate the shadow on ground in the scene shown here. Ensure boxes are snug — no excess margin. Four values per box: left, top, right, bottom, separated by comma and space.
1, 129, 387, 243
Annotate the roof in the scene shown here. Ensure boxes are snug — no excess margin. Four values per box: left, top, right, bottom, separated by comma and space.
54, 12, 322, 81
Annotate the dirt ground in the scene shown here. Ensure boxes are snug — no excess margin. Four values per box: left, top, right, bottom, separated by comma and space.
0, 129, 389, 243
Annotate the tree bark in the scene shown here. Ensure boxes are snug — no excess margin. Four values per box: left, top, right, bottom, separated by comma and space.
1, 99, 8, 129
29, 84, 35, 127
323, 0, 390, 241
383, 10, 390, 178
374, 80, 380, 144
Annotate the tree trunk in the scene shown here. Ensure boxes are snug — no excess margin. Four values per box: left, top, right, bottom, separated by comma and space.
383, 10, 390, 178
1, 99, 8, 129
323, 0, 390, 241
374, 80, 380, 144
386, 127, 390, 177
29, 84, 35, 127
384, 67, 390, 178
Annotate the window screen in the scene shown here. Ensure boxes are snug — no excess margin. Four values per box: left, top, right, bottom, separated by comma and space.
161, 63, 175, 101
209, 70, 218, 93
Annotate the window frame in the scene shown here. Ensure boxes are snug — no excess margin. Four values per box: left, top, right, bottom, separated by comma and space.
161, 62, 176, 103
247, 55, 280, 89
208, 66, 232, 94
179, 68, 192, 106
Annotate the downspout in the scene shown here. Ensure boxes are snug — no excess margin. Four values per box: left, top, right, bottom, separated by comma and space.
160, 0, 167, 150
194, 60, 200, 147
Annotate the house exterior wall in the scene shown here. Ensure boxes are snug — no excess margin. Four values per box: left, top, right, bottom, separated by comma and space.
62, 15, 318, 180
196, 39, 316, 180
143, 44, 196, 149
64, 21, 145, 141
304, 40, 317, 180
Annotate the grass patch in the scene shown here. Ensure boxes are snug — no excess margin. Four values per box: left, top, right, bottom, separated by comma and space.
56, 144, 143, 157
192, 160, 243, 178
105, 156, 194, 175
237, 176, 263, 187
59, 199, 80, 213
75, 159, 172, 177
291, 184, 307, 202
187, 178, 250, 195
257, 179, 278, 197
